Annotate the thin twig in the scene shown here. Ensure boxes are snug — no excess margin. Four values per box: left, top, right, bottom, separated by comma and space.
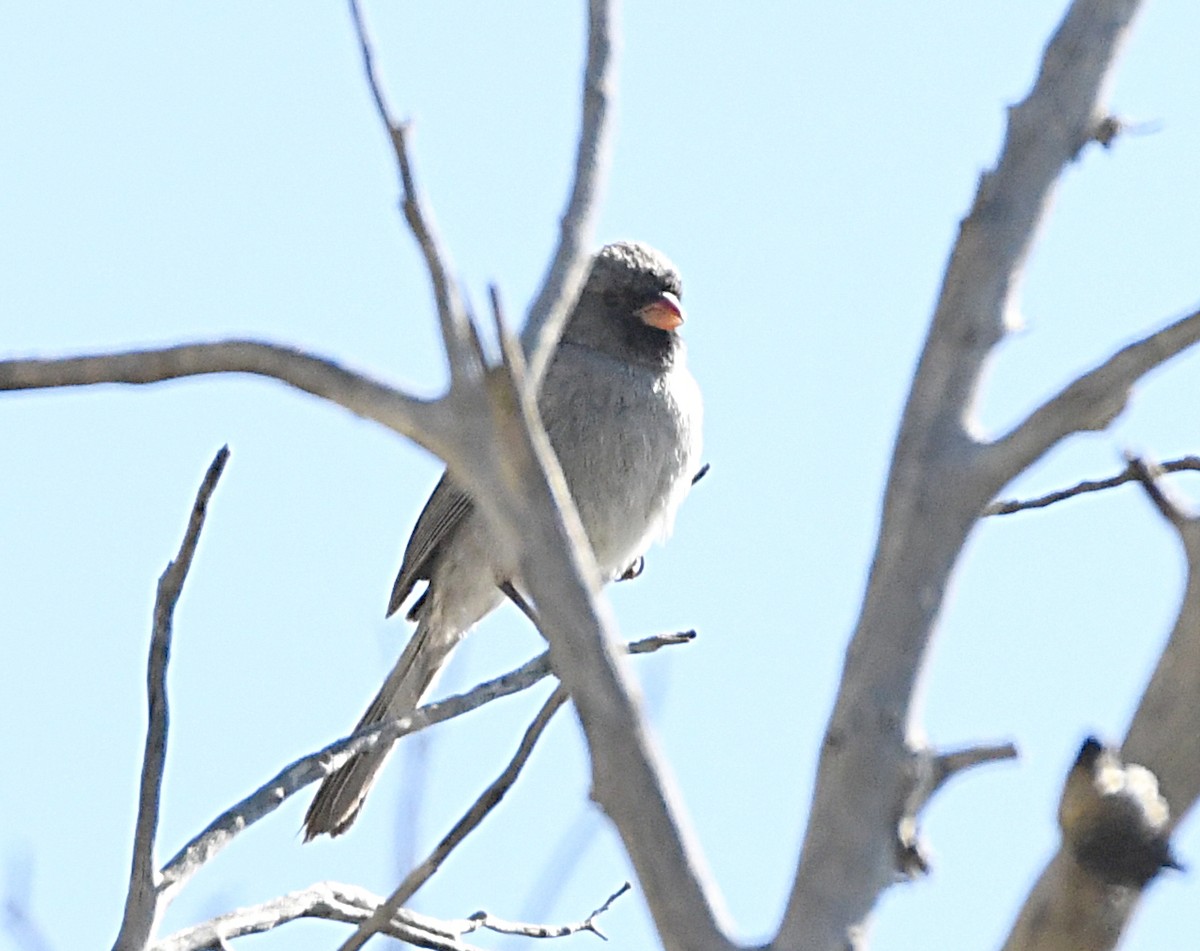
338, 688, 570, 950
522, 0, 617, 385
346, 0, 470, 367
112, 448, 230, 951
986, 455, 1200, 516
153, 879, 630, 951
488, 284, 506, 338
462, 881, 631, 940
403, 689, 567, 905
155, 631, 691, 903
150, 882, 482, 951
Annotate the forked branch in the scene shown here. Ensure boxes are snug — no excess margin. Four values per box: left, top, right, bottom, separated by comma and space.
986, 455, 1200, 516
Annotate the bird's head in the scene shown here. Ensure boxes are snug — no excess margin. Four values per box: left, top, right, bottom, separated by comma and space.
565, 241, 687, 368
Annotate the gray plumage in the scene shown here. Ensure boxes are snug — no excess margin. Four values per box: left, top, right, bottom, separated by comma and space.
303, 241, 703, 839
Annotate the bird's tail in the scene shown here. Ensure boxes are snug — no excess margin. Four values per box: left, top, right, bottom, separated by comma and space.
303, 618, 458, 840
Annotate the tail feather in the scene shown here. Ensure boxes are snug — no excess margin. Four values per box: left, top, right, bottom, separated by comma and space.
303, 620, 458, 840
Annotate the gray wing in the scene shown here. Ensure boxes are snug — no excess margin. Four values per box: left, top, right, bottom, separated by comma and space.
387, 471, 475, 619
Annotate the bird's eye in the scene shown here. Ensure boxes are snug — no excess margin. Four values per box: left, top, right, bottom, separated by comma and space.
602, 290, 621, 308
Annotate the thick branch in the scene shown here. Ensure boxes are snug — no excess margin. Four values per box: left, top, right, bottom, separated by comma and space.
111, 448, 229, 951
458, 333, 733, 951
775, 3, 1146, 949
987, 308, 1200, 491
902, 1, 1141, 448
1121, 504, 1200, 831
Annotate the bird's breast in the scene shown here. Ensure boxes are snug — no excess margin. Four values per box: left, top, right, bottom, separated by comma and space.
540, 352, 702, 580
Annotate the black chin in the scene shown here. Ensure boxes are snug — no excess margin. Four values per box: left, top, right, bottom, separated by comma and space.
622, 317, 681, 368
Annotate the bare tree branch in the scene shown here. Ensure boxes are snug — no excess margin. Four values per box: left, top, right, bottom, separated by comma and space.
985, 455, 1200, 515
460, 319, 734, 951
3, 40, 647, 949
156, 631, 691, 908
111, 448, 229, 951
987, 308, 1200, 489
153, 878, 628, 951
895, 742, 1019, 879
775, 3, 1150, 949
932, 742, 1020, 785
906, 741, 1020, 822
1001, 463, 1200, 950
150, 882, 482, 951
460, 881, 631, 940
346, 0, 468, 353
0, 342, 447, 460
521, 0, 617, 386
335, 5, 722, 945
397, 688, 568, 903
338, 688, 570, 950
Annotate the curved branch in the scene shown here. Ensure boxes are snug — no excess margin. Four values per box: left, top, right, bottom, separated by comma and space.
463, 327, 734, 951
902, 0, 1141, 448
153, 879, 630, 951
521, 0, 617, 385
776, 3, 1147, 948
986, 307, 1200, 491
0, 341, 445, 457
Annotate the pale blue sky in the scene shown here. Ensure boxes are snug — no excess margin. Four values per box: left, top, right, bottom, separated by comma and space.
3, 4, 1199, 950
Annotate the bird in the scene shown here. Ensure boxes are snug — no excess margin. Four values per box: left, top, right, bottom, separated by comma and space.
303, 241, 704, 839
1058, 736, 1183, 887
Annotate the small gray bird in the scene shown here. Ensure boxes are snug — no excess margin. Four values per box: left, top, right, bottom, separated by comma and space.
304, 241, 703, 839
